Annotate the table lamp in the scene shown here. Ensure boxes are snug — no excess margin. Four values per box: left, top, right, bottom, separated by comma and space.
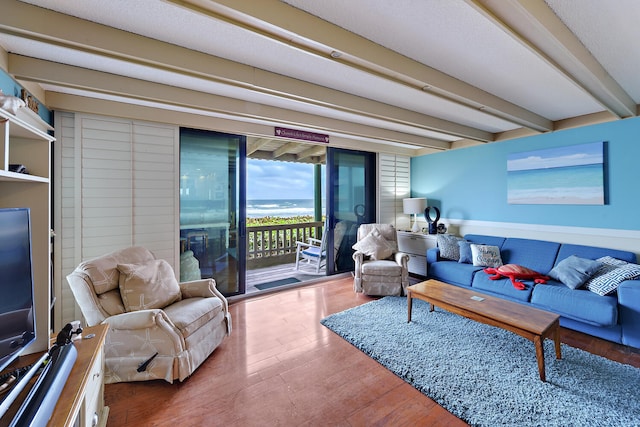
403, 197, 427, 232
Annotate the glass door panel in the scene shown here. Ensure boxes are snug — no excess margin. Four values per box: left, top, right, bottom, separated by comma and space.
327, 148, 376, 274
179, 128, 246, 296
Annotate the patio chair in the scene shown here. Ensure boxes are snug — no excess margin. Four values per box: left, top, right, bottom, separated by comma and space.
294, 225, 328, 274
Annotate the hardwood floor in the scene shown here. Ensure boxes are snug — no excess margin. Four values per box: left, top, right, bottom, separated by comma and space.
104, 277, 640, 427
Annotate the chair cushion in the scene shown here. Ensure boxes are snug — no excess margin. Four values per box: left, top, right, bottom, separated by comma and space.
361, 259, 401, 276
82, 246, 156, 295
117, 259, 182, 311
302, 246, 323, 258
353, 229, 395, 260
97, 289, 125, 316
163, 297, 224, 338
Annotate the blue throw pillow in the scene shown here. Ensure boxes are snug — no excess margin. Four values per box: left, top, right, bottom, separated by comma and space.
548, 255, 603, 290
458, 240, 472, 263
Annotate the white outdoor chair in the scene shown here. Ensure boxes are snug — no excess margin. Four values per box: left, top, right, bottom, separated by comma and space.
294, 225, 328, 274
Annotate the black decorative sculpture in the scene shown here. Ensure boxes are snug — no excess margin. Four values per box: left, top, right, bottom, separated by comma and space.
424, 206, 441, 234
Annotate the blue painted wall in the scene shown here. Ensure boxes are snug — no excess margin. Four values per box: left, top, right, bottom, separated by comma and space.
411, 116, 640, 231
0, 69, 51, 124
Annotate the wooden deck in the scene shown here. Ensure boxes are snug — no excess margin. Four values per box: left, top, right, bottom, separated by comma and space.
245, 262, 333, 294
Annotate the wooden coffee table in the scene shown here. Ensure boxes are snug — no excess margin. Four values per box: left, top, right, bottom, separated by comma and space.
407, 279, 561, 382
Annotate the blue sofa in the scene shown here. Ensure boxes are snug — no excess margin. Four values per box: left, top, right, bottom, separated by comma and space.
427, 234, 640, 349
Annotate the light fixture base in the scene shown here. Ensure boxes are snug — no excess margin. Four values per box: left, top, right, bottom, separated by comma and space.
411, 214, 421, 232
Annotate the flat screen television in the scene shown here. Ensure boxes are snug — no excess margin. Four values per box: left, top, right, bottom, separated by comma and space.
0, 207, 36, 373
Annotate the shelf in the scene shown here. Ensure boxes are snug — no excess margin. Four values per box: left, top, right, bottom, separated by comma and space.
0, 169, 49, 183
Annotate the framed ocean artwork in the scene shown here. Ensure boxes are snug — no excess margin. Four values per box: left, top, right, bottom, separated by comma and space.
507, 142, 605, 205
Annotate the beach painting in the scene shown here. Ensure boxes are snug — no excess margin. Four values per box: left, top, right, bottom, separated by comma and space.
507, 142, 604, 205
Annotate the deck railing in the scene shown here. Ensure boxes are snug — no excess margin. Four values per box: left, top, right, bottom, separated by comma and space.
247, 221, 323, 269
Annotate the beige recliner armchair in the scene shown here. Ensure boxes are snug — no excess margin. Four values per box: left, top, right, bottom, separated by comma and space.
67, 246, 231, 384
352, 223, 410, 296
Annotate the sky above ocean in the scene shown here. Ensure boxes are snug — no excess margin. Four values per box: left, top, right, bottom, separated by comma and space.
247, 158, 325, 200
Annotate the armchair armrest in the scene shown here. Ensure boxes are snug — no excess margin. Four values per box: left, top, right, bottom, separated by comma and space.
180, 278, 217, 298
295, 237, 321, 250
104, 309, 185, 353
427, 247, 441, 264
394, 251, 409, 267
180, 278, 229, 315
179, 278, 231, 335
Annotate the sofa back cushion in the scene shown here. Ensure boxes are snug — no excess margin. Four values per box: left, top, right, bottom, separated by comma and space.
500, 238, 560, 274
555, 243, 636, 266
463, 234, 506, 249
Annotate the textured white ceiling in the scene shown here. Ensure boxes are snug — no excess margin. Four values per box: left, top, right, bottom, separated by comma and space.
2, 0, 638, 150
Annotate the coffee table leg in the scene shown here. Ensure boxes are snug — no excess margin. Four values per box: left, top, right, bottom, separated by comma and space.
553, 324, 562, 360
534, 336, 546, 382
407, 291, 413, 323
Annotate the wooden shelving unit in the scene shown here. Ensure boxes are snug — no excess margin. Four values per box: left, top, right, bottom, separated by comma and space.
0, 106, 54, 354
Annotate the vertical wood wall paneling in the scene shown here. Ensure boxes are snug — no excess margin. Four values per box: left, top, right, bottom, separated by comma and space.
54, 111, 82, 331
55, 113, 179, 327
378, 154, 410, 230
80, 116, 133, 255
131, 122, 178, 265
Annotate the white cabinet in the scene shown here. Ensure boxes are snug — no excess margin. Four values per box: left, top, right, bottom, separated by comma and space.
0, 107, 53, 354
397, 231, 437, 276
48, 324, 109, 427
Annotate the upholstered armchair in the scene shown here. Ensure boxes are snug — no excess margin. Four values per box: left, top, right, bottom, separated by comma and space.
352, 223, 410, 296
67, 246, 231, 384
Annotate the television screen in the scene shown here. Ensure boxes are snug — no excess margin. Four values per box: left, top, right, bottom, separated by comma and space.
0, 208, 36, 373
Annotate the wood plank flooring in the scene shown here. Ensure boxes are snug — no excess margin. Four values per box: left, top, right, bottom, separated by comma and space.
104, 277, 640, 427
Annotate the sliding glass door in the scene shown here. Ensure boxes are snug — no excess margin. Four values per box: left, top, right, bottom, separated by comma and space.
179, 128, 246, 296
326, 148, 376, 274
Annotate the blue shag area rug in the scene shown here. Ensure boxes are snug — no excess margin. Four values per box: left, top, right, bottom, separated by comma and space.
321, 296, 640, 427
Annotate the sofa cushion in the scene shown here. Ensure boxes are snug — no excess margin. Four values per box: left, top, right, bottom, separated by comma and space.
531, 282, 618, 327
499, 238, 560, 274
429, 260, 483, 288
471, 271, 534, 302
548, 255, 603, 290
118, 259, 182, 311
361, 259, 402, 276
464, 234, 506, 248
470, 244, 503, 267
555, 243, 636, 265
163, 296, 223, 339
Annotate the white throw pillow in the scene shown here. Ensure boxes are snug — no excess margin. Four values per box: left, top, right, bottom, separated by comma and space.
470, 244, 503, 268
584, 256, 640, 296
118, 259, 182, 311
352, 228, 395, 260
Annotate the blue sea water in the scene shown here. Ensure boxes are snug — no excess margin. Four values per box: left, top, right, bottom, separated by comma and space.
507, 164, 604, 204
247, 199, 324, 218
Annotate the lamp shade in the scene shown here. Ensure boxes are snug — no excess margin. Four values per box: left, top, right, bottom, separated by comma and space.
403, 198, 427, 214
